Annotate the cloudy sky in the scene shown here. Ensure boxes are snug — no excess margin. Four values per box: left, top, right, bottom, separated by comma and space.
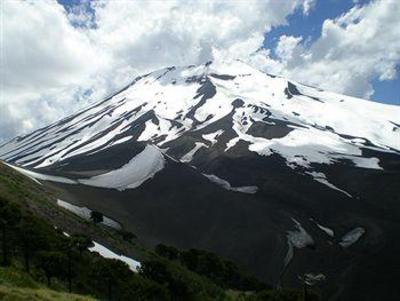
1, 0, 399, 143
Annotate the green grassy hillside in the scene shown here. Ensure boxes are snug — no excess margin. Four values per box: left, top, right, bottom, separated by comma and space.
0, 266, 96, 301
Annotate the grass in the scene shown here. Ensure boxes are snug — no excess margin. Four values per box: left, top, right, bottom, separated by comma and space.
0, 161, 152, 264
0, 267, 96, 301
0, 266, 39, 289
0, 286, 96, 301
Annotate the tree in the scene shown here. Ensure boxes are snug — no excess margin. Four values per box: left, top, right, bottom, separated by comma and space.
179, 248, 268, 291
120, 277, 171, 301
118, 230, 137, 242
90, 211, 103, 224
57, 235, 79, 293
180, 249, 199, 271
18, 216, 49, 272
140, 259, 191, 301
140, 259, 170, 284
36, 251, 68, 286
0, 197, 21, 266
155, 244, 179, 260
89, 257, 131, 300
71, 234, 93, 257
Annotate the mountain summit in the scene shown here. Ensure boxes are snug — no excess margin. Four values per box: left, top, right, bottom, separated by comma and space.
1, 60, 399, 169
1, 60, 400, 300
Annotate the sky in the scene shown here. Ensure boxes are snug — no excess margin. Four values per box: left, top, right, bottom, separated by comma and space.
0, 0, 399, 143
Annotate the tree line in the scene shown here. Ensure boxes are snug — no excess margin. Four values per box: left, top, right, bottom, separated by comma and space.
0, 194, 319, 301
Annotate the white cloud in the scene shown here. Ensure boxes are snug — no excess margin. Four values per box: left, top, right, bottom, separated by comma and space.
4, 0, 399, 143
275, 35, 303, 62
255, 0, 400, 99
302, 0, 316, 15
0, 0, 107, 140
1, 0, 311, 142
88, 0, 309, 72
1, 0, 101, 92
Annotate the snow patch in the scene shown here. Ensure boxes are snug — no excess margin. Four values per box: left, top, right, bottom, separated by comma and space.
317, 224, 334, 237
137, 117, 181, 145
79, 145, 164, 190
225, 137, 240, 152
306, 171, 352, 197
287, 218, 314, 249
339, 227, 365, 248
7, 146, 165, 192
89, 241, 141, 272
112, 136, 133, 145
337, 155, 382, 170
310, 218, 335, 237
243, 123, 383, 171
203, 173, 258, 194
5, 162, 76, 184
180, 142, 207, 163
283, 241, 294, 267
202, 130, 224, 146
284, 218, 314, 267
57, 199, 121, 229
304, 273, 326, 286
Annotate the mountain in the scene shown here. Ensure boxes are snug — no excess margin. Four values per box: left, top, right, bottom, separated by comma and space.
1, 60, 400, 300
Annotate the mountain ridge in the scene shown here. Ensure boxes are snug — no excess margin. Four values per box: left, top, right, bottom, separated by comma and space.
1, 60, 399, 168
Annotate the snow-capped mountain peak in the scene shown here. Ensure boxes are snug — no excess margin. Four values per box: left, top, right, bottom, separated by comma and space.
2, 60, 400, 299
1, 60, 398, 174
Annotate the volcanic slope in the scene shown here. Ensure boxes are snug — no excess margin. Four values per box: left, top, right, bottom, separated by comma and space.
1, 60, 400, 300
